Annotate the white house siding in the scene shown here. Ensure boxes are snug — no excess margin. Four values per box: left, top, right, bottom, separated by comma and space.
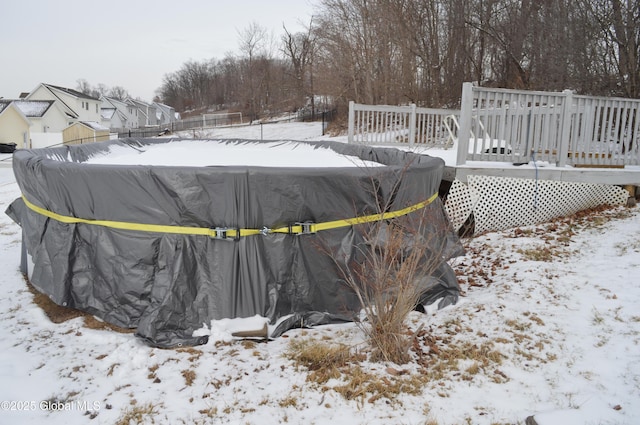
0, 105, 30, 148
31, 132, 63, 148
28, 105, 69, 133
73, 97, 101, 122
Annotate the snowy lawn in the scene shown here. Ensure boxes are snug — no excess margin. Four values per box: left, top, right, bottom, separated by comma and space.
0, 124, 639, 424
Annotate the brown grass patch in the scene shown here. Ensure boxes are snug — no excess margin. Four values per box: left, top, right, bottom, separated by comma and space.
115, 402, 159, 425
413, 327, 506, 382
25, 278, 83, 323
279, 395, 299, 408
181, 369, 196, 386
332, 365, 426, 404
24, 277, 134, 333
176, 347, 203, 362
517, 246, 562, 262
286, 339, 359, 385
287, 338, 428, 403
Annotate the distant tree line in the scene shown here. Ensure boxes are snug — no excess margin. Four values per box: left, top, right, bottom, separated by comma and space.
154, 0, 639, 117
76, 79, 130, 101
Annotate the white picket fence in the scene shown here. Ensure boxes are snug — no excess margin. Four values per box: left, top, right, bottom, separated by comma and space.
348, 83, 640, 167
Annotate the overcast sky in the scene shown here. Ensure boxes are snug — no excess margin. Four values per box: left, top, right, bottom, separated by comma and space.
1, 0, 316, 102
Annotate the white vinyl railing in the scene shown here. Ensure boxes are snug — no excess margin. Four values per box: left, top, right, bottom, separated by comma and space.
457, 83, 640, 167
347, 101, 459, 147
566, 95, 640, 167
348, 84, 640, 167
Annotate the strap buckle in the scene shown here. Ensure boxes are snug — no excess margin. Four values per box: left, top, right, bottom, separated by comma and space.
212, 227, 240, 241
292, 221, 316, 235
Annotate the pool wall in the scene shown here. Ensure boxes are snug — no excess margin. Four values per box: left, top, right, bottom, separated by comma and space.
6, 138, 463, 347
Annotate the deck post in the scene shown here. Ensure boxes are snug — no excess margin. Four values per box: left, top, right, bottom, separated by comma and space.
557, 89, 573, 167
348, 101, 355, 144
457, 82, 473, 166
408, 103, 417, 146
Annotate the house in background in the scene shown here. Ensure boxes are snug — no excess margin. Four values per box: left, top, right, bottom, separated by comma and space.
26, 83, 101, 124
100, 106, 127, 130
153, 102, 178, 127
100, 96, 139, 130
1, 83, 181, 150
63, 121, 109, 145
11, 99, 69, 147
0, 100, 31, 149
128, 98, 158, 127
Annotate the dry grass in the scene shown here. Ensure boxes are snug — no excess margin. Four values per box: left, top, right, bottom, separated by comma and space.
176, 347, 203, 362
286, 338, 359, 384
25, 278, 83, 324
278, 395, 299, 408
515, 245, 572, 262
181, 369, 196, 386
288, 339, 448, 407
411, 326, 506, 383
332, 365, 426, 404
115, 402, 160, 425
286, 337, 433, 404
24, 277, 133, 333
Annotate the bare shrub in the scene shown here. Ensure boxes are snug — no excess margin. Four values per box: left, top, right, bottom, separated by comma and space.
329, 193, 453, 364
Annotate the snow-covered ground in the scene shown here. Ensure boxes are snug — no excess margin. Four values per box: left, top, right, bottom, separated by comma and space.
0, 122, 638, 424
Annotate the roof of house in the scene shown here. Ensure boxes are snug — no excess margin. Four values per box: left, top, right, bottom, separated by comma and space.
101, 96, 129, 108
11, 100, 55, 117
128, 98, 152, 108
43, 83, 100, 101
101, 107, 116, 120
153, 102, 174, 111
0, 100, 31, 124
77, 121, 109, 131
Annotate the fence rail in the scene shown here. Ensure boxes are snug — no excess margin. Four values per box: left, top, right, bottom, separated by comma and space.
115, 109, 335, 139
348, 84, 640, 168
457, 83, 640, 167
348, 101, 458, 147
115, 113, 246, 138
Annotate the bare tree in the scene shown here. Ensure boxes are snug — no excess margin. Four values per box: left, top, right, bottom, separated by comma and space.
282, 18, 317, 112
154, 0, 639, 118
237, 22, 271, 120
109, 86, 129, 101
76, 79, 92, 96
581, 0, 640, 97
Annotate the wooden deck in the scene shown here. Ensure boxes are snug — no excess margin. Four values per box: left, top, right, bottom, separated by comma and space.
444, 162, 640, 185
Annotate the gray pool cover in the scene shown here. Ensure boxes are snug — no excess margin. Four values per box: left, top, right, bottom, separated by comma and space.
6, 138, 463, 347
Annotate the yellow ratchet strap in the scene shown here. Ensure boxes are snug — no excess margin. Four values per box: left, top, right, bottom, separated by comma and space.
21, 191, 438, 240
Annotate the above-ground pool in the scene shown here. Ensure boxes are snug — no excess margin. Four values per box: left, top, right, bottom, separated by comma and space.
7, 138, 462, 347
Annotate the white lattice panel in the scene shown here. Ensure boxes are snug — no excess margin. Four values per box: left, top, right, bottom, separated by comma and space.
444, 179, 476, 232
444, 176, 628, 234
